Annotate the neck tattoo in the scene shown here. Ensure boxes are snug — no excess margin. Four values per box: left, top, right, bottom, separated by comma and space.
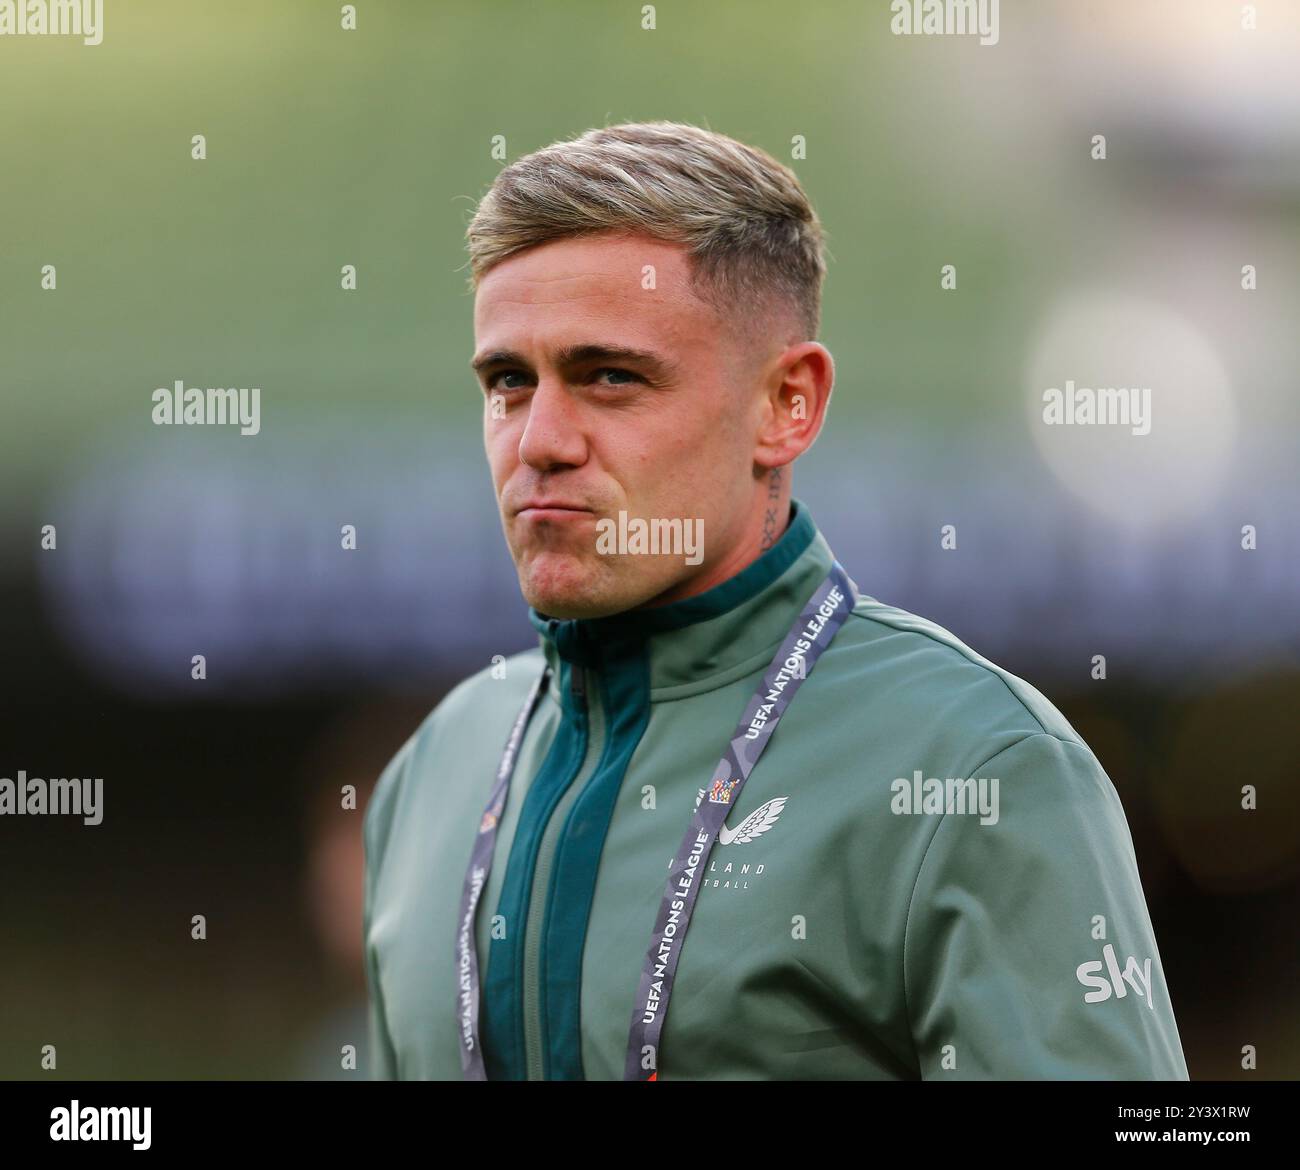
759, 467, 784, 551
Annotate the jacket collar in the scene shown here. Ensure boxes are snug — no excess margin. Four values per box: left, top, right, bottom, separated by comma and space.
528, 497, 836, 698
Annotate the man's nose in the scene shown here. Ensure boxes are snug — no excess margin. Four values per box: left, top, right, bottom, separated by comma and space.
517, 377, 588, 471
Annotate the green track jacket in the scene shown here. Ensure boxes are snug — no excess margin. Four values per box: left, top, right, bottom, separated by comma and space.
363, 498, 1189, 1080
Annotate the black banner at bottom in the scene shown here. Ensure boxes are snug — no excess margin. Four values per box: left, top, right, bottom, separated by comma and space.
0, 1078, 1289, 1155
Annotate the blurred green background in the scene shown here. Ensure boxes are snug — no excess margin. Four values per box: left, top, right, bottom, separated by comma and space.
2, 0, 1297, 1078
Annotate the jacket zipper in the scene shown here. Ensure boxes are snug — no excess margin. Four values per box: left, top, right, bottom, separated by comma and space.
520, 662, 598, 1079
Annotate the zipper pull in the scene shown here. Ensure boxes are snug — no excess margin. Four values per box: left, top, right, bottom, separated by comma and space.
571, 663, 585, 700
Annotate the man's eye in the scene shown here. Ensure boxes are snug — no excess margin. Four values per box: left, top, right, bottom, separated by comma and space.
485, 367, 641, 393
486, 371, 530, 392
592, 367, 640, 386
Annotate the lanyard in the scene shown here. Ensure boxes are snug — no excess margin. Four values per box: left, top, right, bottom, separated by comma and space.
456, 561, 859, 1081
454, 663, 550, 1080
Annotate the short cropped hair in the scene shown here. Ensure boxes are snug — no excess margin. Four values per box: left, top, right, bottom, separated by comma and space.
466, 121, 828, 342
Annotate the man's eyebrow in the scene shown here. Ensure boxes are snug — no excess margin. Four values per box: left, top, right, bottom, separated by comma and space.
470, 344, 679, 380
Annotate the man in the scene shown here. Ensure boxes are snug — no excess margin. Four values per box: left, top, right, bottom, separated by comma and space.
363, 121, 1188, 1080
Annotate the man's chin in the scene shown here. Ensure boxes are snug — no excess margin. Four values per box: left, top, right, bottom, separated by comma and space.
523, 584, 620, 621
518, 554, 643, 620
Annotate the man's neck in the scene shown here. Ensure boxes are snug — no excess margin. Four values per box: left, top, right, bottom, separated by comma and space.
638, 473, 791, 609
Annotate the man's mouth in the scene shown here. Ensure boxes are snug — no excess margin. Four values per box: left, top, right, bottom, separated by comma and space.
515, 501, 594, 522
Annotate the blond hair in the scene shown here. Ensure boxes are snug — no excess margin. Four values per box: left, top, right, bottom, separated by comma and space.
466, 121, 827, 341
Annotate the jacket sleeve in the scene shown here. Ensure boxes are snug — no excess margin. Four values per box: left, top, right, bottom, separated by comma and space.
364, 931, 398, 1080
362, 734, 416, 1081
901, 732, 1189, 1079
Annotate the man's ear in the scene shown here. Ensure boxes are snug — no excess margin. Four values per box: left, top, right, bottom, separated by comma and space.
754, 342, 834, 470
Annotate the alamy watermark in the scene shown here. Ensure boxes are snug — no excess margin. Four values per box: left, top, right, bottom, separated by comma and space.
0, 0, 103, 45
1042, 380, 1151, 436
152, 381, 261, 436
891, 770, 1000, 825
890, 0, 999, 47
50, 1101, 150, 1150
595, 511, 703, 565
1, 771, 103, 825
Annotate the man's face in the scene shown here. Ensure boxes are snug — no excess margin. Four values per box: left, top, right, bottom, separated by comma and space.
473, 231, 769, 619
